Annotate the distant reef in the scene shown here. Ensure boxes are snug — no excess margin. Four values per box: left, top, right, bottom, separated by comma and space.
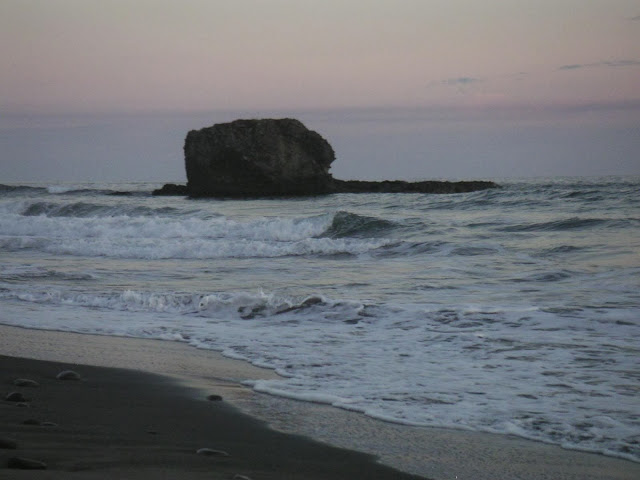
153, 118, 498, 197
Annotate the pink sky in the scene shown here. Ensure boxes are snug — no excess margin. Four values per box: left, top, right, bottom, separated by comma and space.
1, 1, 639, 181
2, 0, 639, 113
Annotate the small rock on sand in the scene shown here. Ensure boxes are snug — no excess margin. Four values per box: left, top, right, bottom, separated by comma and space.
13, 378, 40, 387
0, 437, 18, 449
22, 419, 58, 427
5, 391, 28, 402
7, 457, 47, 470
196, 448, 230, 457
56, 370, 81, 381
207, 394, 223, 401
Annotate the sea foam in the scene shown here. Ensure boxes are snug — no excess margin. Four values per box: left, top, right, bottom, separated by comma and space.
2, 178, 639, 463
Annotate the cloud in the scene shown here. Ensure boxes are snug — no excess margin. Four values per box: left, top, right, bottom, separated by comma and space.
631, 15, 640, 21
558, 64, 583, 70
602, 60, 640, 67
426, 76, 484, 93
558, 59, 640, 70
442, 77, 482, 86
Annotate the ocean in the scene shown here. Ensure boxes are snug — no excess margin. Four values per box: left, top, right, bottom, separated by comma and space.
1, 177, 639, 465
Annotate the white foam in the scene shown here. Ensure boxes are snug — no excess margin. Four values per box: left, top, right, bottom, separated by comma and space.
3, 178, 640, 464
252, 380, 354, 406
0, 208, 390, 259
47, 184, 84, 194
3, 281, 639, 462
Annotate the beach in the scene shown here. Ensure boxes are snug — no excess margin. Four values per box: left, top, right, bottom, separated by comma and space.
2, 324, 640, 480
2, 178, 640, 478
0, 324, 423, 479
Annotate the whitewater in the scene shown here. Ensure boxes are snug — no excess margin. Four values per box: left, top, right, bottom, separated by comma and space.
1, 177, 638, 464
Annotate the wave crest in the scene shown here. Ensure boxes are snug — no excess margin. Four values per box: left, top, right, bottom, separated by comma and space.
1, 207, 392, 259
323, 211, 397, 238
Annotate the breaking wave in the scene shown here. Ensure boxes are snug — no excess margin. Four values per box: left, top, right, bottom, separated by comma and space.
1, 204, 394, 259
323, 211, 397, 238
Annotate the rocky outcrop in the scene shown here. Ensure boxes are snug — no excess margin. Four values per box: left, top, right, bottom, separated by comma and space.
153, 118, 498, 197
152, 183, 189, 196
184, 118, 335, 196
330, 179, 497, 194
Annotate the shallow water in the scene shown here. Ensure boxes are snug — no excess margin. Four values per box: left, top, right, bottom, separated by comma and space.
1, 177, 639, 462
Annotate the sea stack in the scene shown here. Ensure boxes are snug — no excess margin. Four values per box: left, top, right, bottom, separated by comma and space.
184, 118, 335, 196
154, 118, 498, 197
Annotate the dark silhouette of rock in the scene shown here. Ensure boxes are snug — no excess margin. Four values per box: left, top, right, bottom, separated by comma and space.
185, 118, 335, 196
154, 118, 498, 197
330, 179, 497, 194
152, 183, 189, 196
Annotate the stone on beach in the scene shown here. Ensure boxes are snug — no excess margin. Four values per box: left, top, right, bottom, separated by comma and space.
7, 457, 47, 470
207, 394, 223, 401
5, 391, 28, 402
56, 369, 81, 381
12, 378, 39, 387
22, 419, 58, 427
196, 447, 230, 457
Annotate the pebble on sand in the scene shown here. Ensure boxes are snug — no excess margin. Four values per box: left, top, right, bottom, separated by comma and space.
0, 437, 18, 449
56, 370, 81, 381
207, 394, 223, 401
5, 391, 28, 402
7, 457, 47, 470
196, 448, 230, 457
12, 378, 40, 387
22, 419, 58, 427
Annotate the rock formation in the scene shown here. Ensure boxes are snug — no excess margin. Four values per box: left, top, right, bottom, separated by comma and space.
330, 179, 497, 194
153, 118, 498, 197
184, 118, 335, 196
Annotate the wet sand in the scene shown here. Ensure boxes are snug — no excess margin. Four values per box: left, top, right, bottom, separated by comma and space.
0, 326, 421, 479
1, 324, 639, 479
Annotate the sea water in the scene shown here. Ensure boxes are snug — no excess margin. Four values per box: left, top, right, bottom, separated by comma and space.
1, 177, 638, 464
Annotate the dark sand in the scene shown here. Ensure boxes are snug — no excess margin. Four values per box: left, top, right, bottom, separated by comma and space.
1, 354, 423, 479
2, 325, 639, 480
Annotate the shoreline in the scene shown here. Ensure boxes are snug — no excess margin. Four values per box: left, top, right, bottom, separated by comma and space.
2, 324, 639, 479
0, 324, 422, 479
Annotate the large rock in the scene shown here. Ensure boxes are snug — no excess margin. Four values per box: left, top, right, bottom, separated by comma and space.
184, 118, 335, 196
154, 118, 499, 197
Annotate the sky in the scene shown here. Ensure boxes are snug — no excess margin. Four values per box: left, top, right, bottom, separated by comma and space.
1, 0, 639, 182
